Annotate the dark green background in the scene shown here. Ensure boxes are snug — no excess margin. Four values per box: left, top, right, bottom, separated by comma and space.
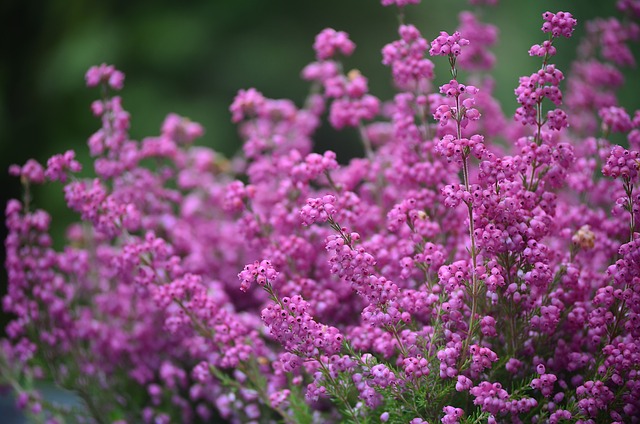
1, 0, 637, 331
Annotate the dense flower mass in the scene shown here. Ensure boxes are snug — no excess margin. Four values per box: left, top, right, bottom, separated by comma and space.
3, 1, 640, 424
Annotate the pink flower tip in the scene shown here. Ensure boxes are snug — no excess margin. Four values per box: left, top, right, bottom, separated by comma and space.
161, 113, 204, 144
541, 11, 577, 38
85, 63, 125, 90
313, 28, 356, 61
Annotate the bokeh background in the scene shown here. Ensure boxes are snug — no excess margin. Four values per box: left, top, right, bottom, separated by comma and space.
0, 1, 638, 417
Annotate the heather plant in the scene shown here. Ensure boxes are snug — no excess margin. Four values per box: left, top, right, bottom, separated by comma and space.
3, 1, 640, 423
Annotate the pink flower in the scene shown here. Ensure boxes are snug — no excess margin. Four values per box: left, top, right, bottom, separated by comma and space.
85, 63, 125, 90
541, 11, 578, 38
313, 28, 356, 61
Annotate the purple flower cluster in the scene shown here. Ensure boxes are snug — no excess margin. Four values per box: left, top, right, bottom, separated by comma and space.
4, 2, 640, 424
303, 30, 381, 134
456, 11, 498, 71
541, 11, 578, 38
85, 63, 125, 90
312, 28, 355, 61
382, 24, 434, 90
429, 31, 470, 57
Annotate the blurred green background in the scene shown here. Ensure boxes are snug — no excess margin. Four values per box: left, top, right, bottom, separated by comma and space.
1, 0, 638, 334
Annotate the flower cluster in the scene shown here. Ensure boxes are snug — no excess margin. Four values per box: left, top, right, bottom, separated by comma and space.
4, 2, 640, 424
429, 31, 469, 57
382, 24, 434, 89
541, 11, 578, 38
313, 28, 356, 61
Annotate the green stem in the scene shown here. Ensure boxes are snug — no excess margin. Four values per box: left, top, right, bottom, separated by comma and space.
460, 153, 480, 366
317, 359, 362, 424
623, 178, 635, 242
358, 123, 374, 160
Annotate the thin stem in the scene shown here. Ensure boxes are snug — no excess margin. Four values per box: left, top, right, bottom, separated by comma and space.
541, 34, 554, 69
324, 170, 341, 193
449, 56, 457, 79
607, 179, 636, 342
623, 178, 635, 242
415, 88, 431, 141
396, 8, 405, 26
21, 179, 32, 212
76, 391, 108, 424
536, 105, 543, 143
527, 160, 539, 191
173, 298, 215, 339
243, 361, 296, 424
358, 123, 374, 160
386, 323, 410, 358
455, 86, 480, 366
317, 359, 363, 424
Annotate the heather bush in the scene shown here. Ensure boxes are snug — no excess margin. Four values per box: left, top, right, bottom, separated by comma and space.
3, 1, 640, 423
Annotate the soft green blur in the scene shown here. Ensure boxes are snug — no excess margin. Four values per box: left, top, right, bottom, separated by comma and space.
2, 1, 635, 167
1, 0, 638, 326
